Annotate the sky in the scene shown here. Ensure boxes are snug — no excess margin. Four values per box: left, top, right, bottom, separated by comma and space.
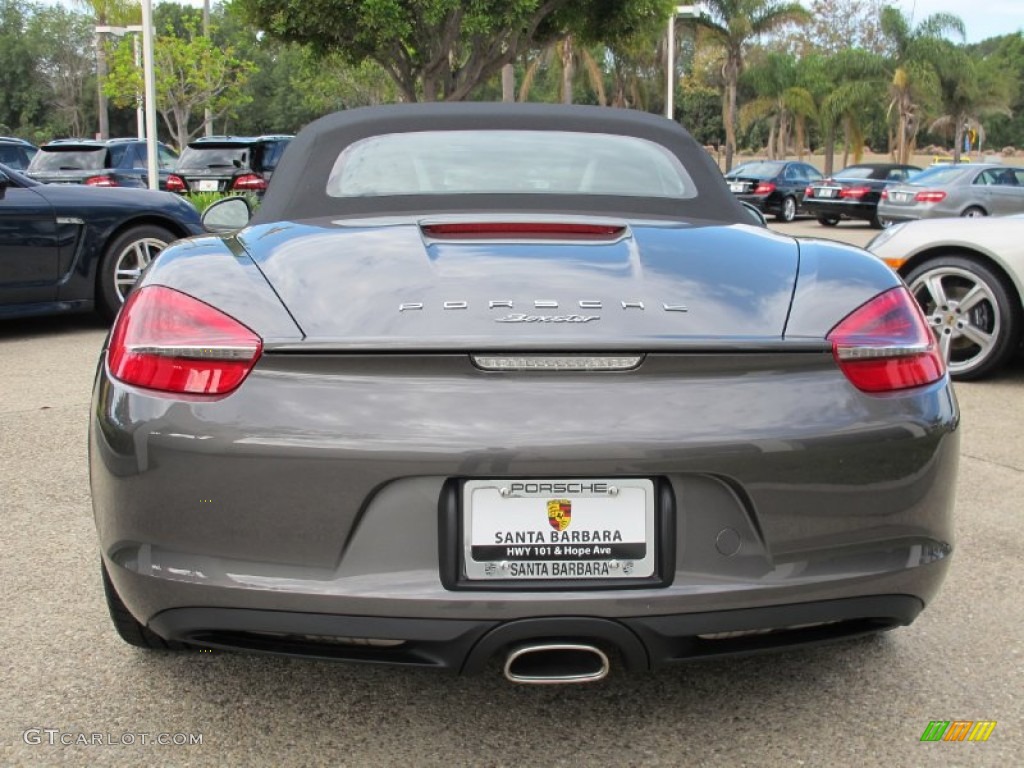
884, 0, 1023, 43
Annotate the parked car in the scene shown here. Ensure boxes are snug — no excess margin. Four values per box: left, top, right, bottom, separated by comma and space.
868, 214, 1024, 379
0, 137, 38, 171
173, 134, 293, 195
0, 162, 202, 319
876, 163, 1024, 226
91, 104, 957, 684
723, 160, 823, 222
25, 138, 182, 190
803, 163, 921, 228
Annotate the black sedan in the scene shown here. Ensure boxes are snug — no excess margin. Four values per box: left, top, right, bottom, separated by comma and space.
0, 163, 202, 319
804, 163, 921, 228
91, 104, 957, 684
724, 160, 823, 222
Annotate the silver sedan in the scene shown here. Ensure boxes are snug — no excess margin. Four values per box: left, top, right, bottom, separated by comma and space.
877, 163, 1024, 226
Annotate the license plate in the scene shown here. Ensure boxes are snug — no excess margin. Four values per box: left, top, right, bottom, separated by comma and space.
463, 479, 655, 580
729, 182, 747, 193
817, 187, 840, 198
196, 179, 219, 192
892, 192, 912, 203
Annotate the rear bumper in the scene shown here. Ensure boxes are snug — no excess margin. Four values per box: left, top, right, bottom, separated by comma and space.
146, 593, 925, 671
803, 199, 877, 220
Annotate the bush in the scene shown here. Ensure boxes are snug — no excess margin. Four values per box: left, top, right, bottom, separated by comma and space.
1002, 146, 1017, 156
184, 192, 260, 214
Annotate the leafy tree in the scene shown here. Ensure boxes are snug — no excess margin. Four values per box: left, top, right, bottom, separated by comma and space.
817, 48, 887, 173
881, 6, 964, 164
237, 0, 671, 102
518, 36, 606, 105
30, 5, 96, 137
927, 41, 1016, 162
104, 20, 254, 149
740, 51, 815, 159
696, 0, 810, 171
0, 0, 46, 135
773, 0, 887, 56
973, 33, 1024, 150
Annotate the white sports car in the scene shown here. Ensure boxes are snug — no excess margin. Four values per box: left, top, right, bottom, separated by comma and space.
868, 215, 1024, 379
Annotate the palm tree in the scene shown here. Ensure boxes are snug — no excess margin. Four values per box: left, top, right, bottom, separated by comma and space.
740, 52, 815, 160
76, 0, 139, 139
697, 0, 809, 171
819, 49, 888, 174
881, 6, 965, 164
518, 36, 606, 106
928, 43, 1015, 162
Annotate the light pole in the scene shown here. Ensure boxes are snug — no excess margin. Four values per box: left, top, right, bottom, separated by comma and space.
95, 25, 145, 139
141, 0, 159, 190
666, 5, 699, 120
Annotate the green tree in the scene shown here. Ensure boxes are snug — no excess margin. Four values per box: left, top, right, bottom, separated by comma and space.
740, 51, 815, 159
774, 0, 887, 56
0, 0, 45, 135
881, 5, 964, 164
973, 33, 1024, 149
928, 42, 1015, 162
818, 48, 887, 173
31, 5, 96, 137
104, 20, 254, 149
237, 0, 669, 102
696, 0, 810, 171
518, 36, 607, 105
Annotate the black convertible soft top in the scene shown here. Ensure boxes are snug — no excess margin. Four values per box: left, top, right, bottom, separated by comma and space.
253, 103, 746, 225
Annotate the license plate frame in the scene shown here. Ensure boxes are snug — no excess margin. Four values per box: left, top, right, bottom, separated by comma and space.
455, 478, 662, 586
196, 179, 219, 192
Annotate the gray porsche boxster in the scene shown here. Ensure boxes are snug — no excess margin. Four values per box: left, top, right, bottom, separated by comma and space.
91, 104, 958, 684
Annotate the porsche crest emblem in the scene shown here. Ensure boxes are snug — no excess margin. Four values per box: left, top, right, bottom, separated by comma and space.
547, 499, 572, 531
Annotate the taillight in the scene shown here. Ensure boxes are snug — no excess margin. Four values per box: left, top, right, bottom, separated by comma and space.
166, 174, 186, 192
827, 287, 944, 393
421, 222, 626, 240
85, 175, 117, 187
840, 186, 870, 199
880, 189, 889, 199
107, 286, 262, 396
232, 173, 268, 191
805, 186, 814, 196
914, 190, 946, 203
753, 182, 776, 195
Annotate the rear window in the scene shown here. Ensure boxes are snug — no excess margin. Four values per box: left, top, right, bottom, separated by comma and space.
326, 131, 696, 199
907, 166, 969, 185
834, 166, 876, 179
725, 162, 783, 180
30, 147, 106, 171
177, 146, 248, 171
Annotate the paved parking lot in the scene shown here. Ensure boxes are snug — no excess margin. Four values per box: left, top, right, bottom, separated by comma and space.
1, 222, 1021, 766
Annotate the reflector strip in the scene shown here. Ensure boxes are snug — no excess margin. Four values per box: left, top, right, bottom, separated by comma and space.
834, 343, 932, 360
472, 355, 643, 371
126, 345, 258, 361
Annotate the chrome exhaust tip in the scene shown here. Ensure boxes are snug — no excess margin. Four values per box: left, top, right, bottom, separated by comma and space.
503, 643, 610, 685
